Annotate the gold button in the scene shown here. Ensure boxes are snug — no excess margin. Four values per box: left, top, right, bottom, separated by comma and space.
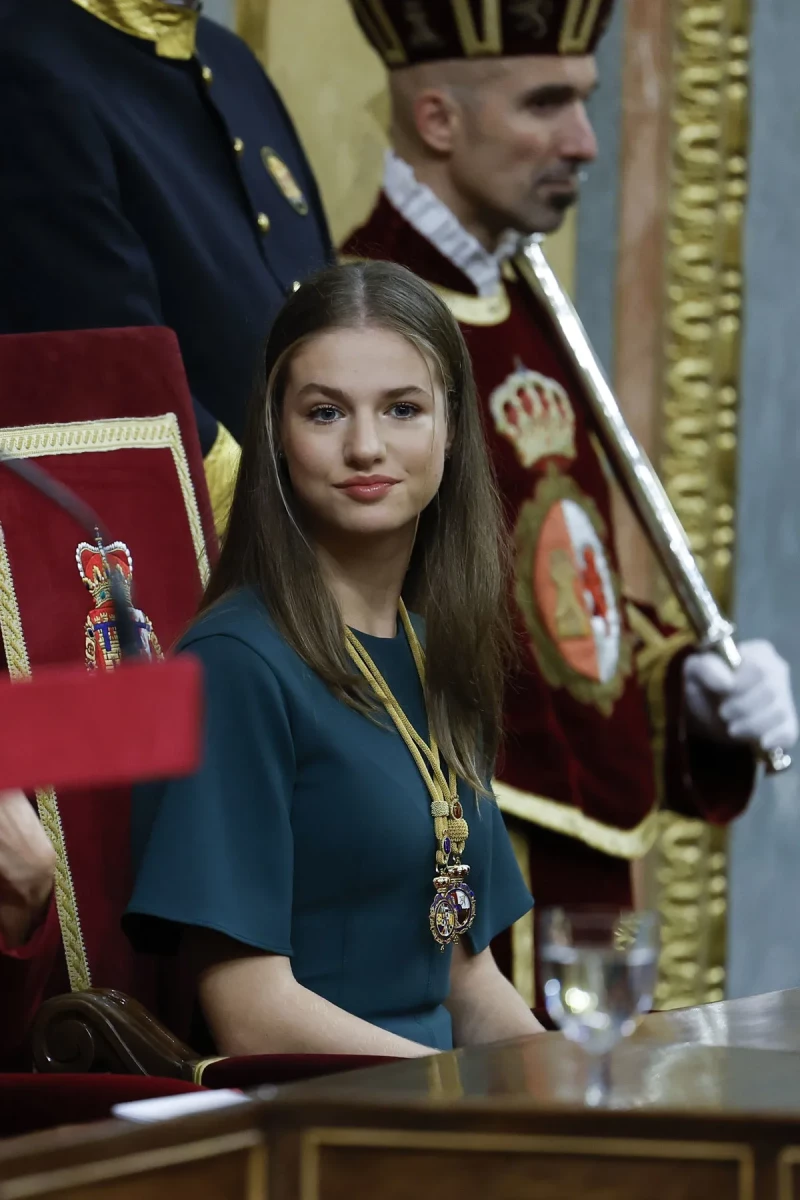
257, 212, 271, 233
201, 65, 213, 84
232, 137, 245, 155
291, 280, 301, 292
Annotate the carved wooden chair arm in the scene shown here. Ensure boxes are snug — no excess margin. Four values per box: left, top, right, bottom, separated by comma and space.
31, 988, 203, 1082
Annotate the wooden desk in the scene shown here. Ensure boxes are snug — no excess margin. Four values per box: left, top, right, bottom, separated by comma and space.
5, 991, 800, 1199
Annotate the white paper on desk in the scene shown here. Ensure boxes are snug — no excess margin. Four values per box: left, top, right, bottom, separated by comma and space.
112, 1088, 257, 1123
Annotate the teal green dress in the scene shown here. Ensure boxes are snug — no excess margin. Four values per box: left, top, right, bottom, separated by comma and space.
124, 589, 532, 1051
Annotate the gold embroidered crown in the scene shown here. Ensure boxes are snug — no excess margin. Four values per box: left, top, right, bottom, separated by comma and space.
489, 367, 576, 467
76, 542, 134, 606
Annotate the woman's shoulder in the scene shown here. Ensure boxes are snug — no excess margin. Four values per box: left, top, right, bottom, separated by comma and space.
179, 588, 294, 673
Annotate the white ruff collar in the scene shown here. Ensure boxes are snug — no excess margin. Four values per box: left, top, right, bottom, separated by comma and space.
382, 151, 521, 297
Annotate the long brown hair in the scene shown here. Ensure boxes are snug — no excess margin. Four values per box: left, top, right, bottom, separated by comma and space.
200, 261, 510, 791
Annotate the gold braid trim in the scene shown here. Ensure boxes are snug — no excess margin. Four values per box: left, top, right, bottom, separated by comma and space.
203, 423, 241, 543
0, 416, 210, 587
0, 528, 90, 992
493, 778, 661, 860
0, 415, 210, 992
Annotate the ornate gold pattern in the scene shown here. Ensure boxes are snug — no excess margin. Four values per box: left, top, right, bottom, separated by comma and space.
654, 0, 750, 1008
0, 529, 90, 993
70, 0, 198, 59
0, 417, 209, 993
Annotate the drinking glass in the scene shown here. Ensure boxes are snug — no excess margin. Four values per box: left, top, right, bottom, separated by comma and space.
539, 908, 659, 1106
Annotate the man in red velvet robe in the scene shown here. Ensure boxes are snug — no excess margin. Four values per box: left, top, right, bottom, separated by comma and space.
343, 0, 798, 998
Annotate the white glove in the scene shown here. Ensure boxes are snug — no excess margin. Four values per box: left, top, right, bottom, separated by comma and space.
683, 639, 798, 753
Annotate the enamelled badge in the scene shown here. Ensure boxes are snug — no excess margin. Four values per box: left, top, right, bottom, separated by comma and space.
429, 793, 476, 948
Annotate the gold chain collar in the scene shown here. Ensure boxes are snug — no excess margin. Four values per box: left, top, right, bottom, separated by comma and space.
345, 603, 476, 948
70, 0, 198, 59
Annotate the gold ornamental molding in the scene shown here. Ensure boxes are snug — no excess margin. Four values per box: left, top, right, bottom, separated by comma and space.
654, 0, 751, 1009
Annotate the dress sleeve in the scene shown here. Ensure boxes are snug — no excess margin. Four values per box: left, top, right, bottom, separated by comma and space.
123, 633, 296, 956
466, 798, 533, 955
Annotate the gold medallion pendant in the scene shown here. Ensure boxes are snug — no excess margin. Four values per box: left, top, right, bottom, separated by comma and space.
429, 796, 475, 948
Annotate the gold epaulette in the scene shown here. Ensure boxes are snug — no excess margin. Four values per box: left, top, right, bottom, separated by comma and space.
204, 423, 241, 542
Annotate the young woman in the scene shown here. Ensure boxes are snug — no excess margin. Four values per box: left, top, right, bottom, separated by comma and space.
125, 261, 543, 1057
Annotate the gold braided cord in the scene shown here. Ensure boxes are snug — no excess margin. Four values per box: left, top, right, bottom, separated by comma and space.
345, 612, 454, 805
345, 602, 465, 862
0, 527, 91, 992
345, 636, 452, 806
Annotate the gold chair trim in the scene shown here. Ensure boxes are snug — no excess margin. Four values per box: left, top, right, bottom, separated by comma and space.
192, 1055, 227, 1086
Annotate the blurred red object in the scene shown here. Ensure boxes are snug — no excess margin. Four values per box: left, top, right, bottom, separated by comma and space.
0, 655, 202, 793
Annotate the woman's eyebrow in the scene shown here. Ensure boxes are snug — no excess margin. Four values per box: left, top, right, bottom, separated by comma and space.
294, 383, 431, 400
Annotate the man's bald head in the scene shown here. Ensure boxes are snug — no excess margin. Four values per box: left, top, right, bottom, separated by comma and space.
386, 54, 599, 248
389, 58, 507, 150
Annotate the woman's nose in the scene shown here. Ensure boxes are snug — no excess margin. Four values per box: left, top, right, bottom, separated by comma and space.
345, 413, 385, 464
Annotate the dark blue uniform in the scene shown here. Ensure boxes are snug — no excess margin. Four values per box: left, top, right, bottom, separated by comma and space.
0, 0, 332, 452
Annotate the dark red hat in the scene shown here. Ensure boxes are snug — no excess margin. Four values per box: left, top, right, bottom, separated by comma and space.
350, 0, 615, 68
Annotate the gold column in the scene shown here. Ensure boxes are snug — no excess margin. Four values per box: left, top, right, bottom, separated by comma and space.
653, 0, 750, 1008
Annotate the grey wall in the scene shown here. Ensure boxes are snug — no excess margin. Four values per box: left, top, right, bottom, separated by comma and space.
727, 0, 800, 998
202, 0, 234, 29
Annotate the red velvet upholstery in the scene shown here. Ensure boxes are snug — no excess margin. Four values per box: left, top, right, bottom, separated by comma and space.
0, 327, 214, 1063
0, 1074, 204, 1139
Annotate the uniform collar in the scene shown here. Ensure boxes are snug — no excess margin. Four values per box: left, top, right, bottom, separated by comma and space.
382, 151, 521, 297
70, 0, 200, 60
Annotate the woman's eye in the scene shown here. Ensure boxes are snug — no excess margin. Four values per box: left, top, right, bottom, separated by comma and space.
309, 405, 341, 424
389, 402, 420, 420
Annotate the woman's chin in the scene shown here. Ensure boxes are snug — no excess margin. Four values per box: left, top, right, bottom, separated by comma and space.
320, 507, 419, 542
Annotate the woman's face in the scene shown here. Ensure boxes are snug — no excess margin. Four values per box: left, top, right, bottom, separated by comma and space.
280, 326, 448, 543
